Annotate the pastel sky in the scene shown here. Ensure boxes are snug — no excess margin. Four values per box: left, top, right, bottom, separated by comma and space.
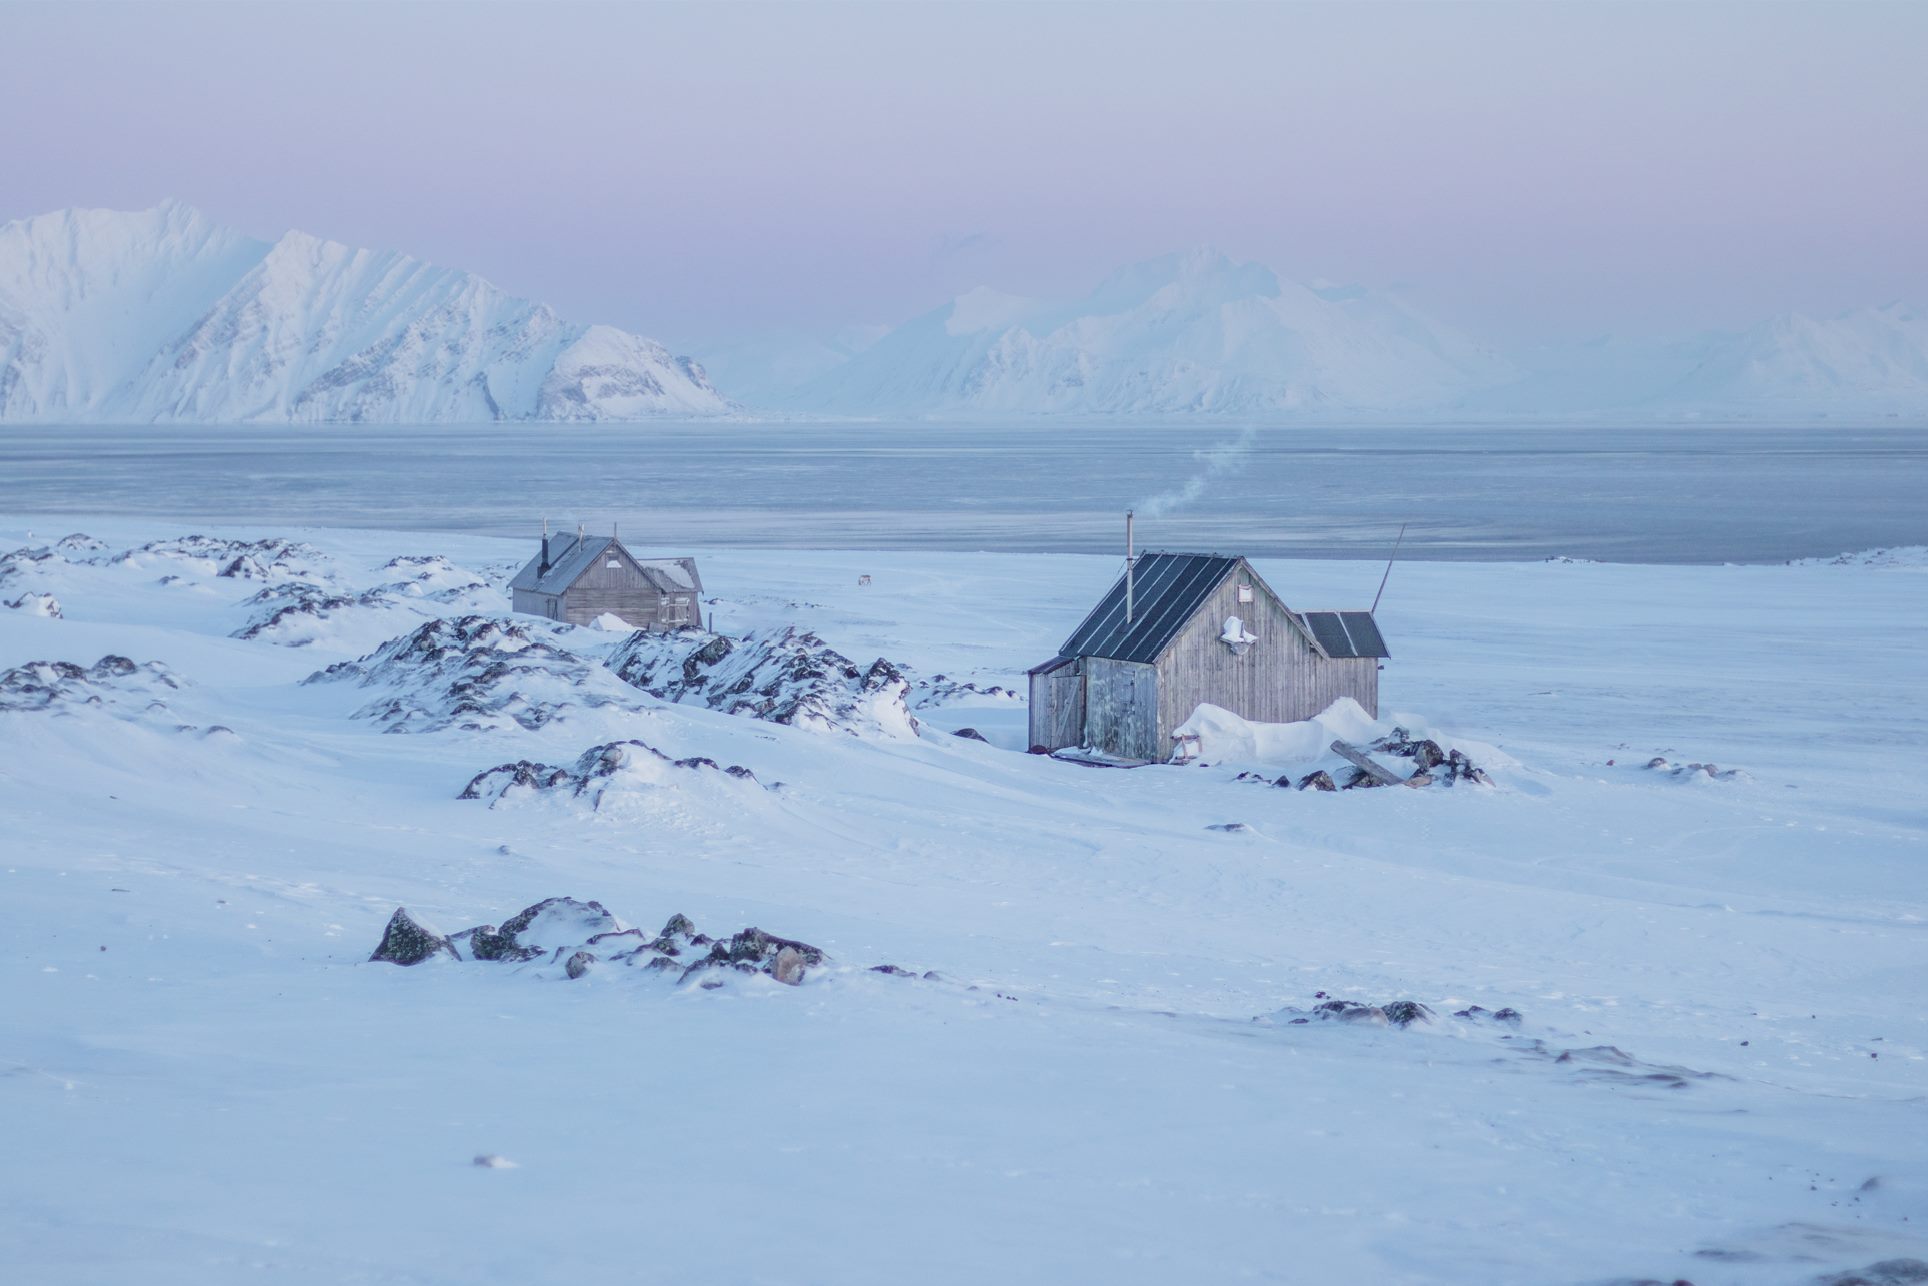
5, 0, 1925, 348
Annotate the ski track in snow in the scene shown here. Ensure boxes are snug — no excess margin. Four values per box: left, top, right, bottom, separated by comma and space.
1, 517, 1925, 1285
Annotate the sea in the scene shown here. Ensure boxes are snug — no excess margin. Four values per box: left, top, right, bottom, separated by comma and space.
2, 423, 1923, 563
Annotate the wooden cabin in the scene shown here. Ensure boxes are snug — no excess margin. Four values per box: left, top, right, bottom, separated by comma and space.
509, 529, 702, 629
1028, 552, 1389, 762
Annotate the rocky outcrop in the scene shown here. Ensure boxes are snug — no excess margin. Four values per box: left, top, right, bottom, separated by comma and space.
458, 738, 766, 810
368, 908, 458, 965
307, 615, 637, 732
0, 654, 179, 715
607, 625, 919, 737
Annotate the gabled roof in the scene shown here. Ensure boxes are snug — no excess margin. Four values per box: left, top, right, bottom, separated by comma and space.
1300, 610, 1390, 659
1058, 552, 1239, 663
510, 534, 612, 594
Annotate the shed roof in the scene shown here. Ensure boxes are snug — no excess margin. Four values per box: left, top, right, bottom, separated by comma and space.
1057, 552, 1239, 663
1300, 610, 1391, 659
508, 537, 702, 597
509, 534, 612, 594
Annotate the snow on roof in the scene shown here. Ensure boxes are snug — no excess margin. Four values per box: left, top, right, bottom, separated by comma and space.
508, 538, 701, 597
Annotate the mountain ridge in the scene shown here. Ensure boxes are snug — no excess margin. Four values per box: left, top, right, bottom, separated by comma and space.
0, 202, 732, 423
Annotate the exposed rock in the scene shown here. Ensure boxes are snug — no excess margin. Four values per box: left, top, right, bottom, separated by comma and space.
1297, 770, 1338, 792
951, 726, 989, 742
771, 946, 809, 986
1206, 822, 1254, 833
1453, 1005, 1523, 1025
0, 655, 180, 716
369, 908, 458, 965
1381, 1000, 1436, 1028
912, 674, 1020, 709
456, 897, 621, 964
458, 738, 766, 809
3, 592, 62, 618
565, 951, 597, 980
608, 624, 918, 737
307, 615, 636, 732
1028, 744, 1051, 755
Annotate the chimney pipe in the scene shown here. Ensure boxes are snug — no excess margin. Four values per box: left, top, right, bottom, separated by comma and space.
538, 517, 551, 576
1125, 510, 1136, 625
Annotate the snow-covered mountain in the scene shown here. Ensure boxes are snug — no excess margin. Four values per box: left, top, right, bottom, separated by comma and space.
1659, 304, 1928, 421
770, 249, 1515, 419
0, 202, 732, 422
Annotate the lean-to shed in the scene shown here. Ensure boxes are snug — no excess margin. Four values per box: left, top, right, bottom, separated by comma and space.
509, 529, 702, 629
1028, 552, 1389, 762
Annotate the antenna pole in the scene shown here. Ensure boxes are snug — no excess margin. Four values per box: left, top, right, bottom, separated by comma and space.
1371, 522, 1407, 615
1125, 510, 1136, 624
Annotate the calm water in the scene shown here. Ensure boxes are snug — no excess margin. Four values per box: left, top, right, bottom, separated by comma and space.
2, 423, 1923, 563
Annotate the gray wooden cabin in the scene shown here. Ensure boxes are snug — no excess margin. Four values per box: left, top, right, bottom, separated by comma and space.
1028, 552, 1390, 762
509, 531, 702, 629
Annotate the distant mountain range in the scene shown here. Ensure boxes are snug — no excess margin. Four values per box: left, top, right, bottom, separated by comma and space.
2, 203, 1923, 423
0, 202, 730, 422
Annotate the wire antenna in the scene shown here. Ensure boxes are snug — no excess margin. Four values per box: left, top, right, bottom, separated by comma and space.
1371, 522, 1408, 615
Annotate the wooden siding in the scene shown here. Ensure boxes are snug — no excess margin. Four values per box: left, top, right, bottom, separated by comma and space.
558, 546, 696, 629
1027, 659, 1086, 751
1151, 560, 1379, 753
1083, 656, 1160, 761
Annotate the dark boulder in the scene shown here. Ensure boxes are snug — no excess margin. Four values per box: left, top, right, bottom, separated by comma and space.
952, 727, 989, 742
565, 950, 597, 980
1298, 770, 1337, 792
1382, 1000, 1436, 1028
1409, 739, 1445, 771
369, 908, 458, 965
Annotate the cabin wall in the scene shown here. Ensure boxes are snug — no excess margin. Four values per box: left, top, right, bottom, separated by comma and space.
1153, 563, 1380, 750
1026, 658, 1086, 752
511, 588, 561, 620
560, 547, 694, 628
1084, 657, 1160, 761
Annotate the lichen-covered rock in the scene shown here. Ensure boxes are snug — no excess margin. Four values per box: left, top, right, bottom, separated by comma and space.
369, 908, 458, 965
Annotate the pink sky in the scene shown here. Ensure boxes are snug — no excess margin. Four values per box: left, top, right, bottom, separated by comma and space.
5, 1, 1924, 347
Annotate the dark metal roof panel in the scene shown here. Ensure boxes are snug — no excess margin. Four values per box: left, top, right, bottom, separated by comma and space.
1300, 610, 1391, 659
1339, 611, 1390, 658
1058, 552, 1238, 663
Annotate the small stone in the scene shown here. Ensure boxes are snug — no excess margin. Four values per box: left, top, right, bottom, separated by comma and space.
952, 727, 989, 742
565, 950, 596, 980
772, 946, 808, 985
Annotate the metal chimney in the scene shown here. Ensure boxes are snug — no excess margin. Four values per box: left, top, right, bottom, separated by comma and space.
538, 518, 551, 576
1125, 510, 1136, 625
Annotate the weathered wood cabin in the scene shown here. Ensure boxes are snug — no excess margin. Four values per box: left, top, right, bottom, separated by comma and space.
1028, 552, 1389, 762
509, 529, 702, 629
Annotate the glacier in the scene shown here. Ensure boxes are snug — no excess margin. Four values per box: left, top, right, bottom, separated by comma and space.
0, 202, 732, 423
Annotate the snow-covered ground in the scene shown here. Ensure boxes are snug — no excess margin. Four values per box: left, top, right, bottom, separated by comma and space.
2, 520, 1924, 1285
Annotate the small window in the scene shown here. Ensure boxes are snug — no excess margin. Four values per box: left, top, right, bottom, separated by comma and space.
606, 559, 622, 569
1237, 583, 1254, 604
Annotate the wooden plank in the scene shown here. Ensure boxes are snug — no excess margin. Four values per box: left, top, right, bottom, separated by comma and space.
1329, 739, 1415, 788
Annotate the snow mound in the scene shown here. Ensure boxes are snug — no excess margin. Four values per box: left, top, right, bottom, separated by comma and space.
0, 654, 180, 717
607, 626, 919, 738
107, 535, 333, 583
376, 900, 833, 987
307, 615, 639, 732
458, 738, 768, 812
1172, 702, 1504, 789
234, 562, 499, 648
589, 612, 633, 631
3, 592, 61, 618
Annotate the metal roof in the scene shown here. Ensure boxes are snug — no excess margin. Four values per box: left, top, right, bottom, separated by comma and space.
1300, 610, 1391, 659
512, 537, 702, 597
1057, 552, 1239, 664
510, 534, 609, 595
